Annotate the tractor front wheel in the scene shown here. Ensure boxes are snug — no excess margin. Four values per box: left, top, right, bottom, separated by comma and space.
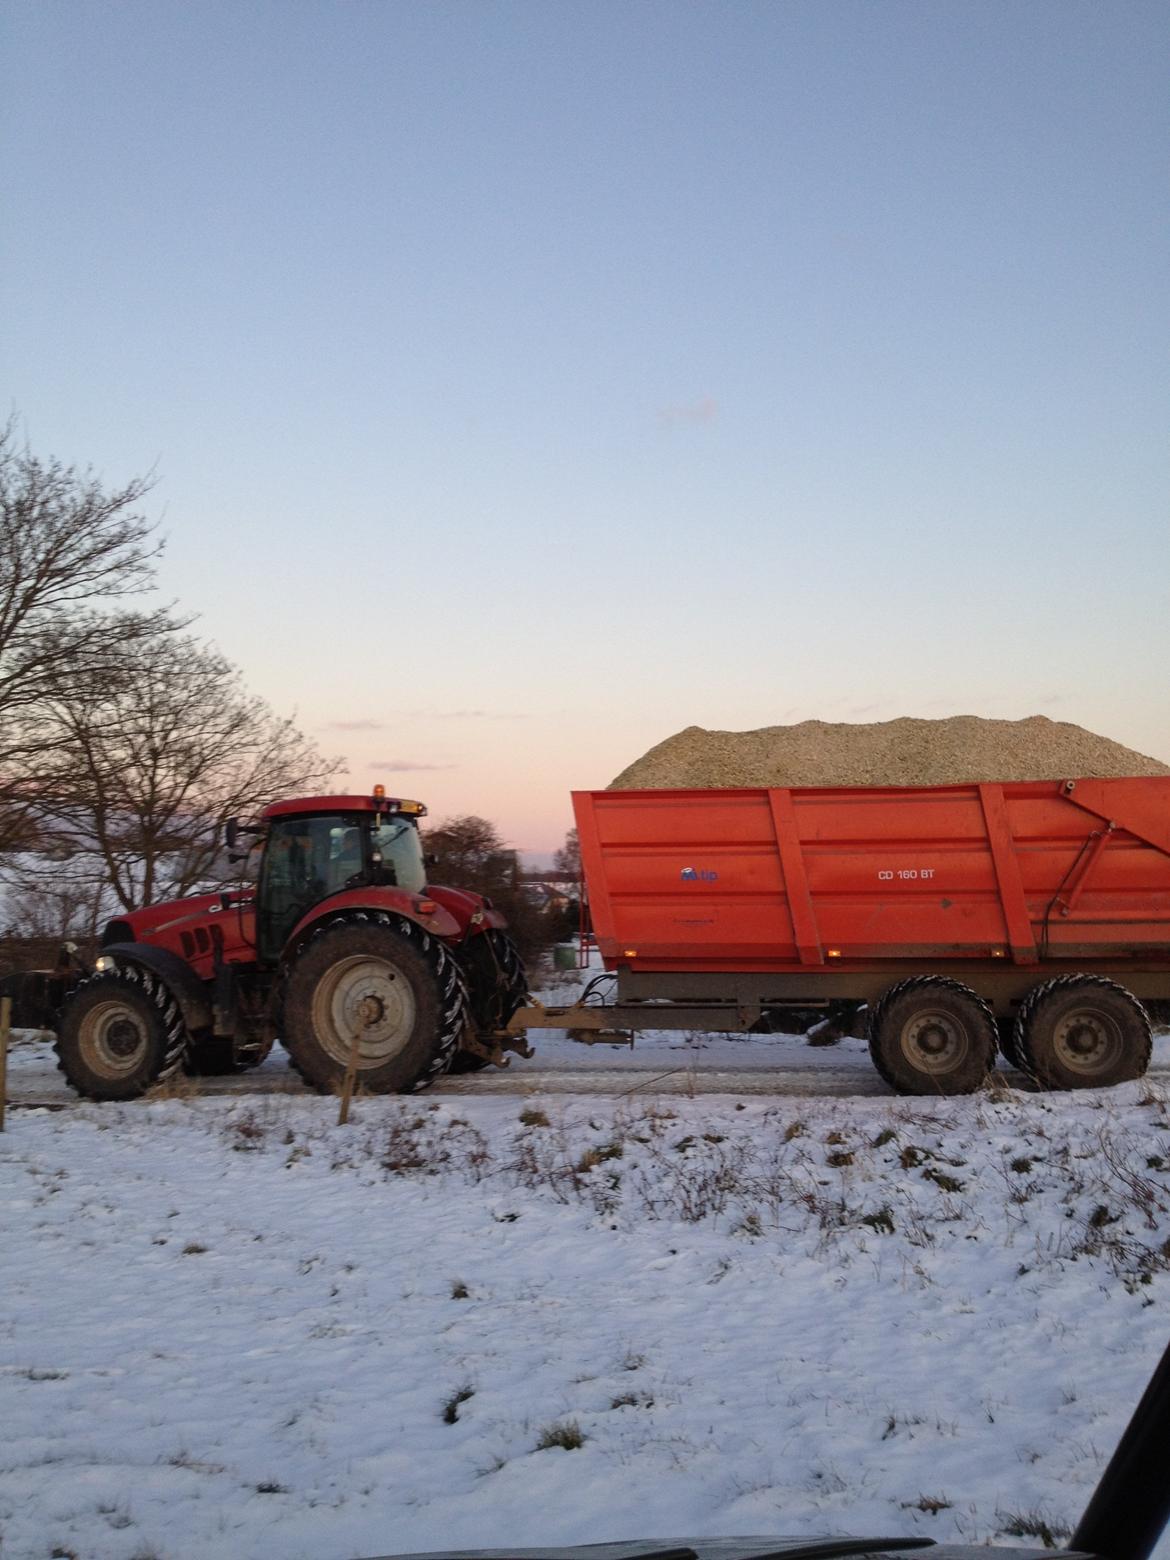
282, 914, 466, 1094
449, 929, 529, 1073
55, 964, 189, 1100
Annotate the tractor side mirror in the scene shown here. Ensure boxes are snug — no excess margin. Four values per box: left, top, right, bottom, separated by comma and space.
225, 818, 264, 866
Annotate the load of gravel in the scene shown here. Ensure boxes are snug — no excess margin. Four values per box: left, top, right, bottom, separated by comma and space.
609, 715, 1170, 790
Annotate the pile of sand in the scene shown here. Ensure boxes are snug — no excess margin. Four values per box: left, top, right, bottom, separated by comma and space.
609, 716, 1169, 790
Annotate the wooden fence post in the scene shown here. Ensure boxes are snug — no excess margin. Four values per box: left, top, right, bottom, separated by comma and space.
0, 995, 11, 1132
337, 1026, 361, 1126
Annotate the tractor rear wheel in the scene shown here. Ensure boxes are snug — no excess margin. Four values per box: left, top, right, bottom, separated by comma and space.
282, 914, 466, 1093
1014, 976, 1150, 1090
868, 976, 997, 1096
55, 964, 188, 1100
449, 930, 529, 1073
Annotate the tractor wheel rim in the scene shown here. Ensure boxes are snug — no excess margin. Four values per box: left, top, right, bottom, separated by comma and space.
79, 1000, 150, 1077
1052, 1008, 1122, 1076
312, 955, 417, 1066
900, 1009, 968, 1074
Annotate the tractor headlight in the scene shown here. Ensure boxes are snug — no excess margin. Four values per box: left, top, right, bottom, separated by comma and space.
95, 955, 115, 973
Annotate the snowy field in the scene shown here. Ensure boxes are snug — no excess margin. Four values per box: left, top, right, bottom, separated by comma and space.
3, 1058, 1170, 1560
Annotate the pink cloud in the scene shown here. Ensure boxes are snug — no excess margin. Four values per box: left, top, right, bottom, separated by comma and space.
658, 396, 718, 429
368, 760, 456, 772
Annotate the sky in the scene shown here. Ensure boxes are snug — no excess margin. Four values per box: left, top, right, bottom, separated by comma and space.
3, 0, 1168, 857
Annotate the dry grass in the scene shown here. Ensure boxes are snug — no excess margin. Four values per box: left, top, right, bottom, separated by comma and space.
996, 1508, 1072, 1549
186, 1090, 1170, 1291
442, 1383, 475, 1423
534, 1419, 584, 1451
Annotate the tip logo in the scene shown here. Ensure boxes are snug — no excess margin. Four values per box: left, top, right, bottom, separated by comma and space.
680, 866, 718, 882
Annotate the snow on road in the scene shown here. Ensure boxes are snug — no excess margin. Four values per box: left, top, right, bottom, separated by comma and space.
1, 1026, 902, 1105
2, 1074, 1170, 1560
8, 1022, 1170, 1104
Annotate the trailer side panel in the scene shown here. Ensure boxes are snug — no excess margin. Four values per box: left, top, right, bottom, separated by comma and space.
571, 778, 1170, 977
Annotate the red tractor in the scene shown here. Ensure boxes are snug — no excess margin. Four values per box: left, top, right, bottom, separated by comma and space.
46, 789, 531, 1100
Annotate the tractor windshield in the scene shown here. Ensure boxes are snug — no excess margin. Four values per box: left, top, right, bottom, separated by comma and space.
371, 817, 426, 894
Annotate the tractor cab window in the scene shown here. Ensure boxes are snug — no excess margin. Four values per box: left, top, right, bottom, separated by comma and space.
258, 814, 354, 961
372, 817, 426, 894
257, 811, 427, 959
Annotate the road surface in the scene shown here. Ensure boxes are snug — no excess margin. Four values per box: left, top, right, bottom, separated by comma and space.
6, 1031, 1168, 1108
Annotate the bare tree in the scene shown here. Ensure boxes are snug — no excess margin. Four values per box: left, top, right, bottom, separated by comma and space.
423, 814, 557, 961
2, 849, 111, 941
422, 815, 520, 896
0, 420, 174, 848
27, 629, 340, 911
553, 826, 580, 880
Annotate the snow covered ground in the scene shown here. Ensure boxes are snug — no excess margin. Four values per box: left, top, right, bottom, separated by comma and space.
3, 1063, 1170, 1560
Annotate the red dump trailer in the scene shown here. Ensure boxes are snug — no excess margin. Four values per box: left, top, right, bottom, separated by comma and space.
514, 776, 1170, 1094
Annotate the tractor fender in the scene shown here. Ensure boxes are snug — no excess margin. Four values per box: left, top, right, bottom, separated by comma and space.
96, 943, 214, 1038
284, 888, 462, 958
423, 884, 509, 934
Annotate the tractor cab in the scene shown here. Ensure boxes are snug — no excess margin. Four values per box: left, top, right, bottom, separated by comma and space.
234, 790, 430, 962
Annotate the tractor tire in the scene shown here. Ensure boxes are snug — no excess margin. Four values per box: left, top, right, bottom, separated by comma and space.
281, 912, 467, 1094
449, 930, 530, 1074
55, 963, 189, 1100
1013, 975, 1151, 1090
868, 976, 997, 1096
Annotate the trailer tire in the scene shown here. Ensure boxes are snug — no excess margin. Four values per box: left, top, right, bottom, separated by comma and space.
449, 930, 529, 1074
868, 976, 997, 1096
1014, 975, 1151, 1090
55, 964, 189, 1100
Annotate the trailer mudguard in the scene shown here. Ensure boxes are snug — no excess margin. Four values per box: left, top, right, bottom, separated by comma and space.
98, 942, 214, 1038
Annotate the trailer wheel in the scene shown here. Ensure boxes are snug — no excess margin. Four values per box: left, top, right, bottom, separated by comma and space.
1014, 976, 1151, 1090
868, 976, 997, 1095
282, 913, 466, 1093
449, 929, 530, 1072
55, 964, 189, 1100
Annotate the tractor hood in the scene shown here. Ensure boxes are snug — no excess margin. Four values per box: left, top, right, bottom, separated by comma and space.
100, 890, 258, 977
103, 890, 254, 946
